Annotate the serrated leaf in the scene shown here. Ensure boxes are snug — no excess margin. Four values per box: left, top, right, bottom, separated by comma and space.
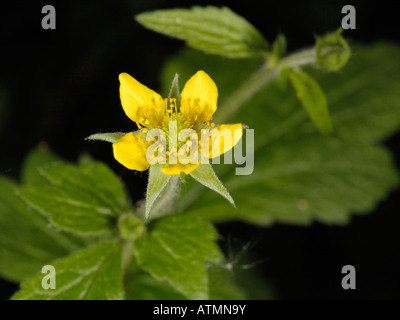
125, 263, 247, 300
0, 176, 86, 283
18, 161, 130, 234
287, 69, 332, 133
145, 164, 171, 220
134, 215, 223, 300
18, 186, 113, 234
190, 164, 235, 207
125, 272, 187, 300
161, 43, 400, 226
12, 241, 123, 300
136, 6, 268, 58
21, 146, 63, 185
86, 132, 126, 144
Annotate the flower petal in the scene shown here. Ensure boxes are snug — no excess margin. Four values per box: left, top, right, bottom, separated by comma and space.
180, 71, 218, 122
119, 73, 164, 125
113, 132, 150, 171
201, 124, 243, 158
161, 163, 200, 175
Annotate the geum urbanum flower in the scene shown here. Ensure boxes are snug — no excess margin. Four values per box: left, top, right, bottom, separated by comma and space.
87, 70, 242, 218
113, 70, 243, 175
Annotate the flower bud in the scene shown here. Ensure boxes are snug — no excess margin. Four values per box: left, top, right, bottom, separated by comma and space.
316, 29, 351, 72
118, 213, 144, 240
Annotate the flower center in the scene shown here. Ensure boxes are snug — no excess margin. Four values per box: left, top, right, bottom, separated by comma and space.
141, 98, 217, 165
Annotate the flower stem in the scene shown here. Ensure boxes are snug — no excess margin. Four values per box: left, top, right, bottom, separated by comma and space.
215, 47, 316, 123
122, 239, 133, 276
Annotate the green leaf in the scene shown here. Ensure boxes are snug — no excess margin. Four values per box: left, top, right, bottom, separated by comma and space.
125, 272, 187, 300
207, 263, 246, 300
162, 43, 400, 226
287, 69, 332, 134
136, 6, 268, 59
0, 176, 86, 282
12, 241, 123, 300
21, 146, 63, 185
18, 161, 130, 235
125, 264, 247, 300
272, 34, 287, 58
86, 132, 126, 144
134, 215, 223, 299
190, 164, 235, 207
269, 33, 287, 67
145, 164, 171, 220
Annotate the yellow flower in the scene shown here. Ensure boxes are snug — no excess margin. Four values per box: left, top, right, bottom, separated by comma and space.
113, 70, 243, 175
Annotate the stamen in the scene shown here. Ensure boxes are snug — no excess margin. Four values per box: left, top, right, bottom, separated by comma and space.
136, 121, 143, 129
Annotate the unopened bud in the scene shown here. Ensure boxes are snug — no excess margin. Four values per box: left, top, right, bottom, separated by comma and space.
118, 213, 144, 240
316, 29, 351, 72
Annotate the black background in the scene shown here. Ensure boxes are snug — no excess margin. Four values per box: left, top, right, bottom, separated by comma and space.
0, 0, 399, 299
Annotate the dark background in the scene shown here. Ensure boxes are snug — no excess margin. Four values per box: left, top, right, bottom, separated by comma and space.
0, 0, 399, 299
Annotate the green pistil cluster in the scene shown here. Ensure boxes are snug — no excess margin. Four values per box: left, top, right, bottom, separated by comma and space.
140, 96, 217, 164
160, 113, 196, 160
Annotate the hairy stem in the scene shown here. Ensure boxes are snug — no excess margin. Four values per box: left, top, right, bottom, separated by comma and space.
215, 47, 316, 123
122, 239, 133, 276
